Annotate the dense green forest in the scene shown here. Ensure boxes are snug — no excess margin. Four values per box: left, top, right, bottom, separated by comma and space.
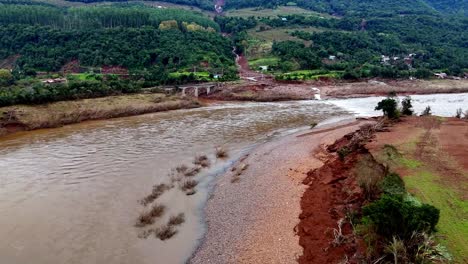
216, 0, 467, 80
81, 0, 465, 16
0, 0, 467, 106
0, 2, 236, 106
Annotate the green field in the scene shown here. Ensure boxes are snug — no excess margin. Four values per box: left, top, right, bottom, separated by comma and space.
247, 25, 323, 43
248, 57, 280, 69
374, 127, 468, 262
275, 69, 343, 80
405, 171, 468, 260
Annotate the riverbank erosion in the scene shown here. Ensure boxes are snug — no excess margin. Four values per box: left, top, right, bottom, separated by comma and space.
190, 119, 373, 264
192, 115, 467, 263
0, 93, 200, 137
299, 116, 468, 263
203, 79, 468, 101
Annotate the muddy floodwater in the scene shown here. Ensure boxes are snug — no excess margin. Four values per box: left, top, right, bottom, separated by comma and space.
0, 93, 467, 264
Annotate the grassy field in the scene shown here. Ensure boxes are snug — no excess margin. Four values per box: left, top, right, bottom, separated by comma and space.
372, 118, 468, 262
275, 69, 343, 80
248, 57, 280, 69
245, 25, 323, 59
225, 6, 333, 18
247, 25, 323, 43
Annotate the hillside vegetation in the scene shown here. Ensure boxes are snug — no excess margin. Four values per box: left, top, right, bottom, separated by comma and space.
0, 2, 237, 106
215, 0, 466, 80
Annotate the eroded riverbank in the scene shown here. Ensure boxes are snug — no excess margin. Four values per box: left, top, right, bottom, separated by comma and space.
190, 119, 371, 263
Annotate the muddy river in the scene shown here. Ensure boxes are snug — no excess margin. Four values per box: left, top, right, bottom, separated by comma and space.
0, 93, 467, 264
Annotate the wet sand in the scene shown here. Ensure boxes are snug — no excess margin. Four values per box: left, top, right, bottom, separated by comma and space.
190, 119, 370, 263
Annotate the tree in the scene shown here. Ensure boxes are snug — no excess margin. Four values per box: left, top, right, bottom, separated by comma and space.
375, 98, 398, 119
401, 96, 414, 116
0, 69, 13, 86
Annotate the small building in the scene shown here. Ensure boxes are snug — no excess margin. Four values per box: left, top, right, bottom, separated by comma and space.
259, 65, 268, 71
434, 73, 447, 79
41, 78, 67, 84
328, 55, 336, 60
381, 55, 390, 64
281, 17, 288, 21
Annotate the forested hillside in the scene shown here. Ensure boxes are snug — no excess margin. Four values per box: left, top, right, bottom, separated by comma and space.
0, 3, 233, 73
424, 0, 467, 14
216, 0, 467, 80
0, 2, 236, 106
78, 0, 464, 16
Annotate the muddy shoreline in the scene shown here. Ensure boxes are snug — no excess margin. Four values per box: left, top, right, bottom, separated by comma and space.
189, 118, 373, 263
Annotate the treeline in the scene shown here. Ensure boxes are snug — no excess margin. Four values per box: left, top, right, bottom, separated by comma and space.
222, 0, 461, 16
0, 24, 234, 72
41, 0, 466, 16
0, 4, 220, 30
0, 77, 141, 107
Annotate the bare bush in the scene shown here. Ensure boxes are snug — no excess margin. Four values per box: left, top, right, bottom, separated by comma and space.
356, 155, 386, 200
155, 225, 177, 241
140, 184, 172, 206
215, 147, 228, 159
135, 204, 166, 228
136, 212, 155, 227
385, 236, 407, 264
332, 218, 346, 247
184, 166, 201, 177
175, 165, 188, 174
149, 204, 165, 218
420, 106, 432, 116
180, 180, 198, 192
194, 155, 210, 168
168, 213, 185, 227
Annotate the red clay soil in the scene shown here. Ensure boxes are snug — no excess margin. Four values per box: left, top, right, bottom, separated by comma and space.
298, 139, 370, 263
438, 118, 468, 170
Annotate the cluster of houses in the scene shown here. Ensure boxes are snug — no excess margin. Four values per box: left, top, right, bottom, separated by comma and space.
381, 53, 416, 67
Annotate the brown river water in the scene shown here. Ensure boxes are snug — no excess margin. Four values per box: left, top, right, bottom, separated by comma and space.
0, 101, 348, 264
1, 93, 466, 264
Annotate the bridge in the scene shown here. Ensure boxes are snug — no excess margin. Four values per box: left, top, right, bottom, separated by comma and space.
179, 84, 217, 97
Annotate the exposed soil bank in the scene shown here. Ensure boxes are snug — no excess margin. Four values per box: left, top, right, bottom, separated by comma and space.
0, 93, 200, 138
204, 79, 468, 101
205, 82, 318, 101
319, 79, 468, 99
298, 122, 385, 263
366, 116, 468, 261
190, 119, 372, 264
298, 116, 468, 263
